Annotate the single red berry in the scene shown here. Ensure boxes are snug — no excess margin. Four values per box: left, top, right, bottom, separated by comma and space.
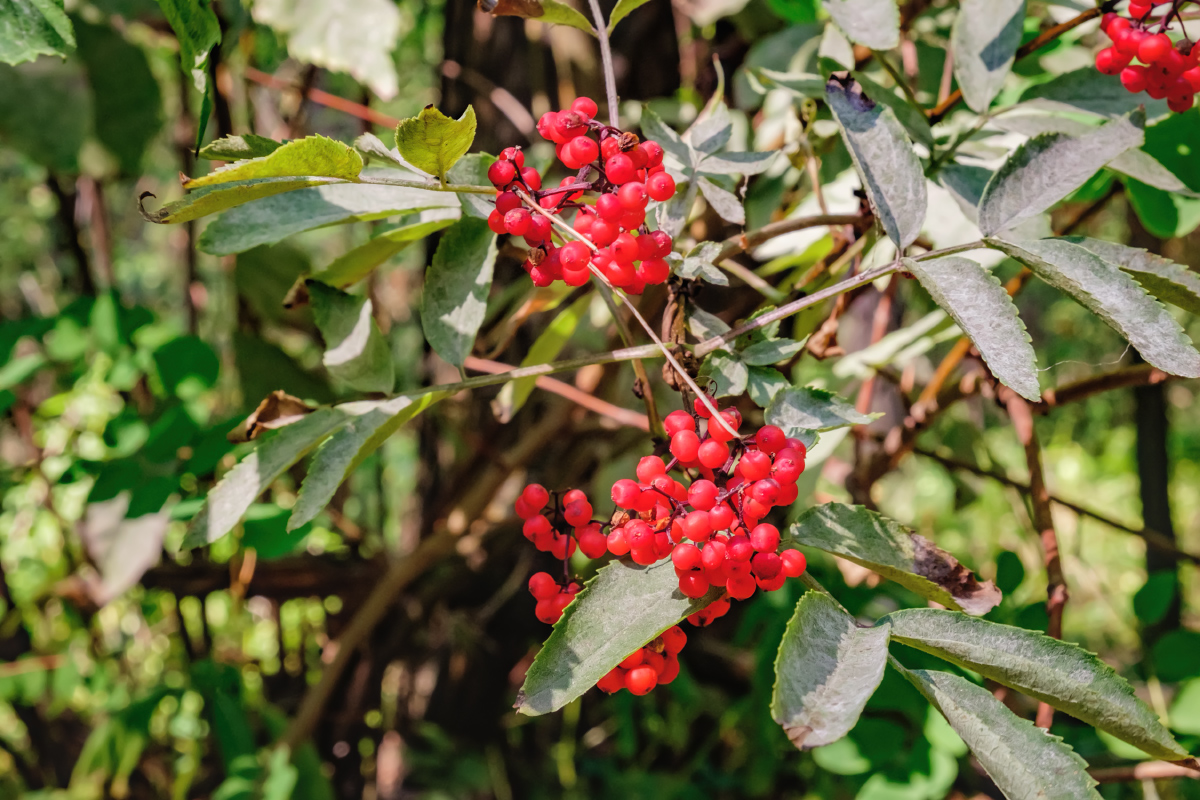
525, 214, 552, 245
563, 498, 593, 527
535, 597, 561, 624
681, 510, 713, 542
672, 542, 703, 571
600, 136, 621, 160
693, 394, 716, 419
619, 649, 644, 669
619, 209, 646, 230
571, 96, 598, 118
567, 136, 599, 166
495, 191, 521, 213
1121, 65, 1149, 92
504, 208, 532, 236
697, 439, 729, 470
590, 219, 619, 247
638, 140, 664, 168
777, 481, 799, 506
678, 572, 709, 598
487, 209, 507, 235
609, 232, 638, 263
749, 523, 780, 553
661, 625, 686, 654
1115, 28, 1146, 57
670, 429, 701, 462
1095, 47, 1125, 76
755, 425, 786, 454
597, 667, 625, 693
637, 258, 670, 285
751, 551, 782, 580
700, 539, 726, 571
625, 666, 658, 695
781, 549, 807, 578
646, 171, 676, 201
1184, 66, 1200, 91
611, 478, 642, 508
523, 514, 552, 540
605, 153, 638, 184
595, 193, 624, 221
1139, 33, 1172, 64
727, 574, 757, 600
553, 110, 587, 140
607, 527, 630, 556
1168, 92, 1195, 112
488, 159, 517, 187
750, 478, 781, 505
520, 167, 542, 191
578, 524, 608, 559
663, 409, 695, 436
709, 503, 735, 531
1128, 0, 1152, 16
726, 534, 754, 562
522, 483, 549, 510
529, 571, 559, 599
600, 257, 635, 287
618, 182, 649, 210
687, 479, 718, 511
738, 450, 772, 482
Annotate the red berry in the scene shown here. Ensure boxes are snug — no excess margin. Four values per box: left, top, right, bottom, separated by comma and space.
553, 110, 587, 140
781, 549, 807, 578
1139, 33, 1171, 64
1095, 47, 1125, 76
563, 498, 593, 527
590, 219, 619, 247
487, 209, 507, 235
700, 539, 726, 571
697, 439, 729, 469
637, 258, 670, 285
1129, 1, 1152, 16
636, 455, 667, 483
600, 136, 621, 160
688, 479, 718, 511
1122, 65, 1149, 92
522, 484, 549, 510
618, 182, 648, 210
529, 571, 559, 599
504, 208, 532, 235
638, 140, 664, 168
597, 667, 625, 693
535, 598, 561, 624
709, 503, 735, 531
488, 159, 517, 187
578, 524, 608, 558
672, 542, 703, 571
523, 515, 551, 540
751, 551, 782, 580
727, 574, 757, 600
611, 478, 642, 508
750, 478, 780, 505
605, 153, 637, 184
1168, 92, 1195, 112
749, 523, 780, 553
678, 572, 709, 598
738, 450, 772, 482
607, 527, 630, 556
610, 232, 639, 263
670, 430, 701, 462
1184, 66, 1200, 92
625, 665, 658, 695
1116, 28, 1146, 57
693, 394, 716, 419
664, 409, 695, 435
681, 510, 713, 542
646, 171, 676, 201
571, 96, 598, 118
567, 136, 599, 166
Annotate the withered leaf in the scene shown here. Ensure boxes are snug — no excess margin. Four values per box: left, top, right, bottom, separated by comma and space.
229, 390, 317, 443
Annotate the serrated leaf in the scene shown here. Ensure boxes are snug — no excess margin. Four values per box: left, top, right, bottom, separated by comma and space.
395, 105, 477, 182
677, 241, 727, 285
826, 76, 926, 249
698, 350, 748, 397
197, 183, 457, 255
1019, 67, 1166, 119
747, 366, 789, 407
788, 504, 1003, 615
0, 0, 74, 65
741, 337, 806, 366
183, 409, 351, 548
990, 237, 1200, 378
902, 256, 1039, 400
420, 217, 497, 367
978, 111, 1145, 236
1069, 237, 1200, 316
289, 392, 447, 529
493, 294, 591, 422
140, 177, 348, 226
904, 669, 1103, 800
951, 0, 1024, 113
185, 135, 362, 189
607, 0, 650, 31
199, 134, 283, 162
822, 0, 899, 50
685, 102, 732, 156
307, 282, 394, 393
700, 149, 776, 176
698, 177, 745, 224
154, 0, 221, 92
639, 106, 691, 165
311, 219, 453, 291
852, 70, 935, 149
887, 609, 1192, 763
766, 386, 875, 435
772, 592, 890, 750
516, 558, 716, 715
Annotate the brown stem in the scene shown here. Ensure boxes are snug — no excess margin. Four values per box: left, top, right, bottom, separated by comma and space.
1003, 390, 1067, 729
1090, 761, 1200, 782
927, 8, 1103, 123
244, 66, 403, 128
714, 213, 866, 262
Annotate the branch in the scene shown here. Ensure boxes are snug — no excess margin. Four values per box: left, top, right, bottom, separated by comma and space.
927, 7, 1103, 123
586, 0, 620, 126
714, 213, 866, 262
915, 447, 1200, 564
1003, 390, 1066, 730
1036, 363, 1171, 411
245, 66, 402, 128
1090, 761, 1200, 782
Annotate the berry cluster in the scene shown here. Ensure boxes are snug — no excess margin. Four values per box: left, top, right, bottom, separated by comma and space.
596, 626, 685, 695
1096, 9, 1199, 112
485, 96, 677, 294
515, 397, 809, 697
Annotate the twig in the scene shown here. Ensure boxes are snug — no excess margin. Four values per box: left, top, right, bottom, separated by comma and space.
915, 447, 1200, 564
928, 8, 1103, 123
1037, 363, 1171, 412
874, 51, 921, 110
245, 66, 401, 128
1090, 762, 1200, 782
586, 0, 620, 126
1003, 390, 1067, 730
356, 175, 496, 194
463, 356, 650, 430
714, 213, 865, 262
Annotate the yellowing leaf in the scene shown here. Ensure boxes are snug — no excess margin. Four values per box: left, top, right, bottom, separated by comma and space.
395, 105, 477, 182
184, 135, 362, 189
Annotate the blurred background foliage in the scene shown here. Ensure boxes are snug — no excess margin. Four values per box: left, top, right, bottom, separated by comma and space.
1, 0, 1200, 797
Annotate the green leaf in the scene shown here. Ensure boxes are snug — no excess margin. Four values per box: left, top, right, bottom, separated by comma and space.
772, 592, 891, 749
1133, 571, 1176, 627
989, 237, 1200, 378
395, 105, 477, 182
447, 152, 498, 219
886, 609, 1192, 763
747, 366, 789, 407
977, 111, 1145, 236
140, 177, 346, 226
852, 70, 935, 149
902, 256, 1039, 401
307, 282, 394, 393
153, 0, 220, 92
740, 337, 806, 366
697, 177, 744, 225
607, 0, 650, 32
1019, 67, 1166, 120
766, 385, 875, 436
937, 162, 992, 221
903, 669, 1103, 800
685, 102, 733, 156
950, 0, 1024, 114
183, 409, 351, 548
687, 305, 730, 340
826, 75, 926, 249
419, 217, 497, 367
699, 149, 776, 176
75, 21, 162, 175
199, 134, 283, 161
535, 0, 596, 33
311, 219, 453, 290
197, 183, 458, 255
0, 0, 75, 65
822, 0, 899, 50
289, 392, 447, 530
493, 294, 591, 422
755, 68, 826, 99
1068, 237, 1200, 316
676, 241, 727, 285
789, 504, 1003, 615
516, 558, 716, 715
698, 350, 748, 397
0, 60, 89, 172
639, 105, 692, 165
186, 135, 363, 189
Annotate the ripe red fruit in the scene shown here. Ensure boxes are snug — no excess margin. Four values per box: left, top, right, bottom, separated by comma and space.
605, 153, 637, 184
523, 515, 551, 540
638, 140, 664, 168
625, 666, 658, 695
749, 523, 780, 553
1115, 28, 1147, 57
781, 549, 807, 578
567, 136, 599, 166
646, 171, 676, 201
693, 394, 716, 419
727, 574, 757, 600
619, 649, 644, 669
597, 667, 625, 693
571, 96, 599, 118
681, 510, 713, 542
560, 241, 591, 272
522, 484, 549, 511
637, 258, 670, 285
618, 182, 649, 210
1139, 33, 1171, 64
697, 439, 729, 469
487, 209, 507, 235
578, 524, 608, 558
636, 455, 666, 483
672, 542, 703, 571
1128, 1, 1151, 17
504, 209, 532, 236
1169, 92, 1195, 112
678, 572, 709, 598
750, 478, 780, 505
529, 571, 558, 599
709, 503, 735, 531
607, 527, 630, 556
610, 232, 639, 263
590, 219, 619, 247
664, 409, 695, 436
1095, 47, 1125, 76
1121, 65, 1149, 93
488, 160, 517, 187
596, 193, 623, 221
661, 625, 686, 654
751, 551, 782, 580
738, 450, 772, 482
611, 478, 642, 508
535, 598, 561, 624
670, 429, 701, 462
700, 539, 726, 571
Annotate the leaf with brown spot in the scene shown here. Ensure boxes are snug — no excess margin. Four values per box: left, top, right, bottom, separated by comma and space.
228, 391, 316, 443
479, 0, 594, 32
786, 504, 1002, 616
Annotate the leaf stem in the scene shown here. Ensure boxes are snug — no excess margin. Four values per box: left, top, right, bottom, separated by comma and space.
357, 175, 496, 194
586, 0, 621, 127
714, 213, 866, 262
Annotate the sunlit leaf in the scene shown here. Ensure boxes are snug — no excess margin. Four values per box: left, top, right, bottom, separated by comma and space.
395, 105, 478, 182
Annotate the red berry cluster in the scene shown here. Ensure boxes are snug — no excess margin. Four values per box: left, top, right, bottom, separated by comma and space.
1096, 9, 1199, 112
485, 96, 678, 294
596, 626, 685, 695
